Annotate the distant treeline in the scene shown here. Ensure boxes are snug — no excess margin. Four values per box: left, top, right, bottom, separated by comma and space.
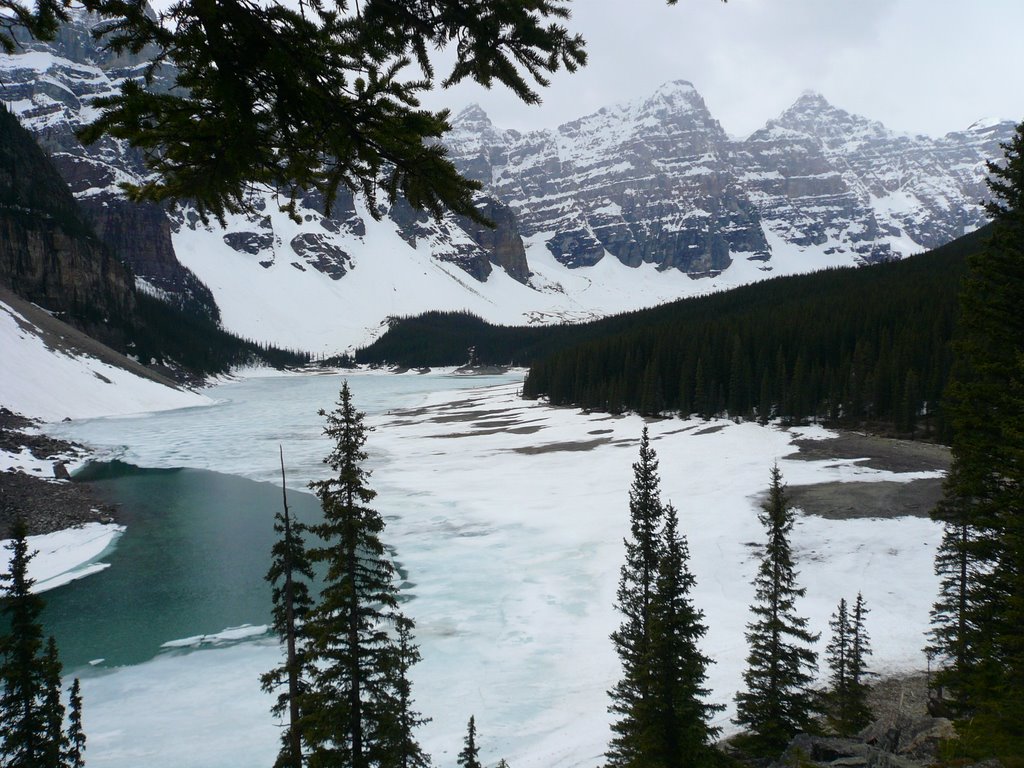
129, 293, 311, 376
359, 226, 990, 437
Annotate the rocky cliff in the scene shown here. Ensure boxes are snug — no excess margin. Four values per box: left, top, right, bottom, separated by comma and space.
447, 82, 1013, 274
0, 103, 135, 341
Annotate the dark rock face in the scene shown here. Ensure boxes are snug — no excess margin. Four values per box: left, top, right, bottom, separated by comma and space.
454, 197, 531, 283
289, 233, 351, 280
388, 198, 496, 282
223, 231, 276, 257
0, 10, 220, 317
0, 106, 135, 336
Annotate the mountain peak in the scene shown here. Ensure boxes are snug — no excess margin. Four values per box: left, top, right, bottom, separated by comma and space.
453, 103, 493, 128
646, 79, 703, 110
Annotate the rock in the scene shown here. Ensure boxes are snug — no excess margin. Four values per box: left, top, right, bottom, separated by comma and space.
776, 734, 923, 768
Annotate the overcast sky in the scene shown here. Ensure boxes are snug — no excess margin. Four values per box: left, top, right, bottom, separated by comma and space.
421, 0, 1024, 139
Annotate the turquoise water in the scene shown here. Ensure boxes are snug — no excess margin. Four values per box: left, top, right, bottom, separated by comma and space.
42, 462, 324, 669
42, 371, 520, 672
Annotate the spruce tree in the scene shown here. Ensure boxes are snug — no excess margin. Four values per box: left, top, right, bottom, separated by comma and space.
848, 592, 873, 728
734, 465, 819, 757
262, 447, 316, 768
40, 636, 67, 768
377, 616, 431, 768
824, 594, 872, 736
824, 598, 851, 734
928, 119, 1024, 754
643, 503, 723, 767
607, 427, 665, 768
0, 518, 48, 767
457, 716, 481, 768
65, 679, 86, 768
302, 382, 426, 768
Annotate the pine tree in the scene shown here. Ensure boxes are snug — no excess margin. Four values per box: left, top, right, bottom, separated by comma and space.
65, 678, 86, 768
0, 518, 49, 767
607, 427, 665, 768
928, 120, 1024, 755
262, 447, 316, 768
457, 716, 481, 768
301, 382, 426, 768
734, 465, 819, 757
643, 503, 723, 767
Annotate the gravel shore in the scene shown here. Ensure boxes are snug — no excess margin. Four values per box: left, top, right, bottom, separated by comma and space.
0, 408, 117, 538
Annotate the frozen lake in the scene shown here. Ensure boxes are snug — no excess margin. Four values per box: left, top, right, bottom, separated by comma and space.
46, 370, 944, 767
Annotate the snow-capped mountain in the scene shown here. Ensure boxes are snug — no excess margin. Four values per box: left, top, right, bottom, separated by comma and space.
0, 12, 1015, 354
447, 83, 1010, 271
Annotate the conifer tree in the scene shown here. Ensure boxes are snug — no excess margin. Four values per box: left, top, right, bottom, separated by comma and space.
377, 616, 431, 768
607, 427, 665, 768
65, 679, 86, 768
929, 120, 1024, 753
40, 636, 68, 768
301, 382, 426, 768
824, 598, 852, 734
643, 503, 723, 767
0, 519, 48, 767
262, 447, 316, 768
457, 716, 481, 768
824, 595, 872, 736
848, 592, 873, 724
734, 465, 819, 757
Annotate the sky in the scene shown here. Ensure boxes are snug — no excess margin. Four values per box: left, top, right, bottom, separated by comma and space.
421, 0, 1024, 139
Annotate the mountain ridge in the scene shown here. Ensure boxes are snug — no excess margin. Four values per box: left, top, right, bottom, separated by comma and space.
0, 14, 1015, 354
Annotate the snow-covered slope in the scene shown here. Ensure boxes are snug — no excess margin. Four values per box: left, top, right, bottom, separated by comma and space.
0, 292, 210, 421
0, 14, 1014, 355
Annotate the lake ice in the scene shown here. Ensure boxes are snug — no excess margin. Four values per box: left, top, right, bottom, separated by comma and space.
43, 371, 943, 768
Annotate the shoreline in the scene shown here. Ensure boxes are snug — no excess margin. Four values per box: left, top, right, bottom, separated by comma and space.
0, 407, 118, 539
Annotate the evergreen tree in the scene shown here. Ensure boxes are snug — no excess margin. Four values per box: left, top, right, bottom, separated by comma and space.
65, 679, 86, 768
643, 503, 723, 767
929, 120, 1024, 755
40, 636, 67, 768
824, 595, 872, 736
0, 519, 48, 767
457, 716, 481, 768
377, 616, 431, 768
824, 598, 851, 734
607, 427, 665, 768
848, 592, 873, 725
734, 465, 819, 758
262, 447, 316, 768
301, 382, 425, 768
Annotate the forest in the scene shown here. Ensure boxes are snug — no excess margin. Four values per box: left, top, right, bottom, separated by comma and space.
360, 226, 989, 438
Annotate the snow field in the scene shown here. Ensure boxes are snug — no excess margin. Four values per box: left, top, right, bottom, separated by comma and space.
0, 298, 212, 422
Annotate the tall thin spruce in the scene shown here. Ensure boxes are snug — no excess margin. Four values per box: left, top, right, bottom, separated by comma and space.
644, 503, 723, 766
262, 447, 315, 768
302, 382, 427, 768
607, 426, 665, 768
734, 465, 819, 758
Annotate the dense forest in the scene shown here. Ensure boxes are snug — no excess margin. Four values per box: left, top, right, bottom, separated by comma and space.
360, 226, 989, 437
